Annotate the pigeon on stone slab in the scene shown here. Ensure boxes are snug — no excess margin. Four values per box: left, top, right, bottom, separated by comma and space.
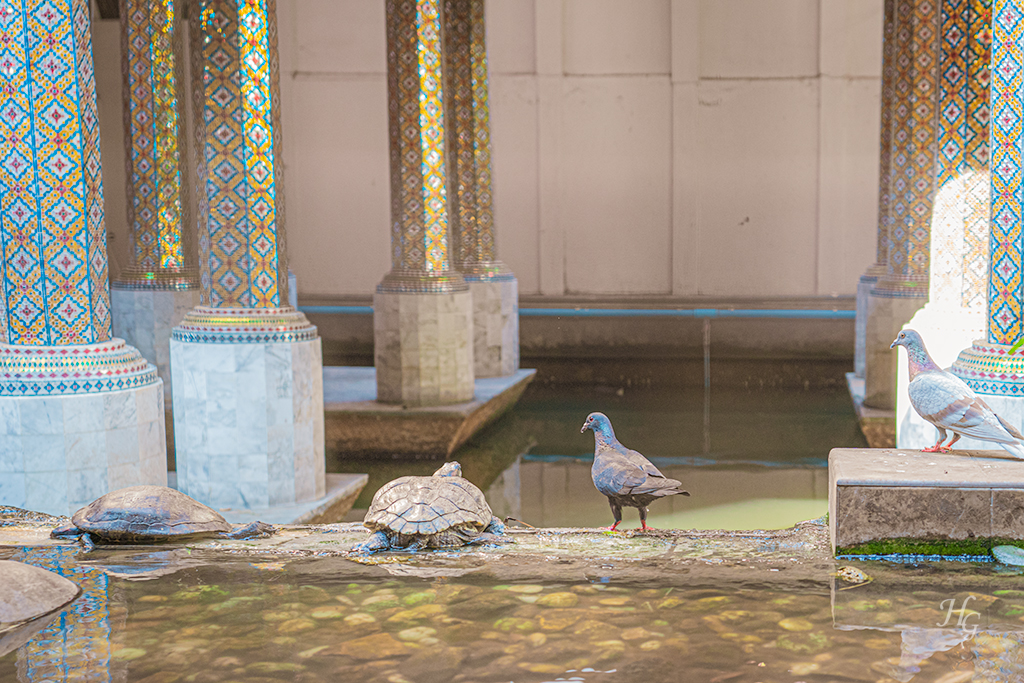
581, 412, 690, 531
891, 329, 1024, 458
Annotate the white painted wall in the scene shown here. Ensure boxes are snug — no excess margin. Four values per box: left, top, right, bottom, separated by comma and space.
94, 0, 883, 301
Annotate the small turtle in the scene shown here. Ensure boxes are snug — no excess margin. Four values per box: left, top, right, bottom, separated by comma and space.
51, 485, 275, 550
354, 461, 506, 552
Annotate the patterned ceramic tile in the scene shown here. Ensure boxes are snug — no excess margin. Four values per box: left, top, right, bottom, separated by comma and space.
874, 0, 941, 297
119, 0, 195, 289
190, 0, 286, 308
930, 0, 991, 310
0, 0, 112, 345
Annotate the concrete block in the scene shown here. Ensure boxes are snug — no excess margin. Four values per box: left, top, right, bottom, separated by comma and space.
829, 448, 1024, 552
285, 76, 390, 298
563, 0, 671, 75
817, 76, 882, 297
562, 76, 672, 294
700, 0, 819, 78
696, 79, 819, 296
819, 0, 884, 78
487, 0, 535, 75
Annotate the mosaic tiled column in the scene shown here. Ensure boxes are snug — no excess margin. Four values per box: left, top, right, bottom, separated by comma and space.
950, 0, 1024, 438
443, 0, 518, 378
0, 0, 166, 516
374, 0, 474, 406
856, 0, 898, 380
170, 0, 325, 510
864, 0, 942, 409
111, 0, 199, 405
898, 0, 992, 447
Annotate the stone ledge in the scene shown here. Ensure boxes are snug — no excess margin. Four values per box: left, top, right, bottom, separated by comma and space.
829, 448, 1024, 552
324, 367, 536, 458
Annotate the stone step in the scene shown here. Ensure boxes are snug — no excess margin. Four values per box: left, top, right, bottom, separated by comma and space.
829, 448, 1024, 554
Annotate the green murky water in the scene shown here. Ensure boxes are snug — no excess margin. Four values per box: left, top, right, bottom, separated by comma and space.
330, 382, 864, 531
4, 548, 1024, 682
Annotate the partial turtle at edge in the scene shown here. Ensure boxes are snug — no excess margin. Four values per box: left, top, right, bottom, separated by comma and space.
51, 485, 275, 550
354, 461, 506, 552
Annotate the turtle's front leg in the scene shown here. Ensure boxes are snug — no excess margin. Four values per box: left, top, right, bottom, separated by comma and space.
222, 521, 276, 540
484, 516, 505, 535
352, 531, 390, 553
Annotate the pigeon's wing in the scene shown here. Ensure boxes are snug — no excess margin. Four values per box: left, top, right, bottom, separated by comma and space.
910, 371, 1020, 445
593, 456, 654, 498
621, 447, 665, 477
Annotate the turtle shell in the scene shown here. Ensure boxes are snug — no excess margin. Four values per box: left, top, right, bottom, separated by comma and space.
72, 486, 231, 542
364, 474, 492, 537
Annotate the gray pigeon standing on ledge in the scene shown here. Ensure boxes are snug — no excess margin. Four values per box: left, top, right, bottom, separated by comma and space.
581, 412, 690, 531
891, 329, 1024, 458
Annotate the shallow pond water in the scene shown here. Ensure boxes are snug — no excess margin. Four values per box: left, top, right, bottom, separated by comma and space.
330, 381, 865, 530
3, 546, 1023, 682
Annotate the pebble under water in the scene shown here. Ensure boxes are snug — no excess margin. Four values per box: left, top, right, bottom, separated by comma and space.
3, 547, 1024, 682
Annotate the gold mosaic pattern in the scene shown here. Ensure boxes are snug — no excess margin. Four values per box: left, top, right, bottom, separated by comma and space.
119, 0, 195, 289
189, 0, 286, 308
380, 0, 466, 293
876, 0, 897, 267
0, 0, 112, 345
875, 0, 941, 297
930, 0, 991, 311
170, 305, 316, 343
444, 0, 507, 279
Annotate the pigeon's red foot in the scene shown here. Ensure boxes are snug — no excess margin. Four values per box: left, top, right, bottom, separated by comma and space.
921, 446, 946, 453
602, 523, 621, 532
640, 522, 653, 532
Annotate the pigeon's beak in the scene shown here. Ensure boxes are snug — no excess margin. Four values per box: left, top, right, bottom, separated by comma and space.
580, 421, 588, 433
890, 338, 899, 350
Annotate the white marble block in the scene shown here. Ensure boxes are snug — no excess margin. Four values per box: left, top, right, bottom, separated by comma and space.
0, 382, 167, 516
469, 277, 519, 378
170, 337, 326, 509
864, 293, 926, 410
111, 287, 199, 402
374, 289, 475, 406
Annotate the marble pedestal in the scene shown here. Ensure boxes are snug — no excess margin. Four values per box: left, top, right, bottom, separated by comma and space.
468, 276, 519, 378
864, 292, 926, 409
111, 285, 199, 403
374, 289, 474, 406
0, 339, 166, 516
896, 304, 986, 449
170, 308, 326, 510
854, 266, 883, 378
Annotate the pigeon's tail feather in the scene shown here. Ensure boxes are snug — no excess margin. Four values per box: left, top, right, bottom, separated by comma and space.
647, 477, 690, 498
1001, 440, 1024, 460
998, 414, 1024, 441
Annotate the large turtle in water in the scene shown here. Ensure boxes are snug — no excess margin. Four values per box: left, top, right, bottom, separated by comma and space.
354, 461, 506, 552
51, 486, 275, 550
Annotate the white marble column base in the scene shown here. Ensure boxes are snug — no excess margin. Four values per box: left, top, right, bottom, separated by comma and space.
0, 382, 167, 516
111, 286, 199, 403
170, 337, 326, 510
864, 293, 926, 410
374, 289, 474, 406
895, 304, 986, 449
469, 277, 519, 378
854, 271, 879, 378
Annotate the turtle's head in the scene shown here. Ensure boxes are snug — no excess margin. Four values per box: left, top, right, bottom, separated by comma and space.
434, 461, 462, 478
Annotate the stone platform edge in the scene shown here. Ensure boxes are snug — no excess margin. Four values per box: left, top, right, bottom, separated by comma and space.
829, 447, 1024, 554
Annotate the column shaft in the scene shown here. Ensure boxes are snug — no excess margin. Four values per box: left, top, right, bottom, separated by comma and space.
0, 0, 166, 516
856, 0, 899, 378
113, 0, 199, 405
951, 0, 1024, 421
375, 0, 474, 405
864, 0, 942, 409
172, 0, 324, 511
897, 0, 993, 448
443, 0, 518, 378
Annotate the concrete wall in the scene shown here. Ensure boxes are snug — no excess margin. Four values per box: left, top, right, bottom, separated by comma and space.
93, 0, 883, 301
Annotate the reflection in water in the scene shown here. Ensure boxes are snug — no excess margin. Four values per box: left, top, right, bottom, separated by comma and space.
3, 554, 1024, 680
331, 382, 865, 530
10, 546, 112, 683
